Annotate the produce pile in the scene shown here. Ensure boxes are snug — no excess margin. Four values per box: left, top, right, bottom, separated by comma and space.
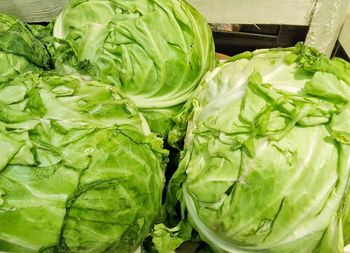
0, 1, 350, 253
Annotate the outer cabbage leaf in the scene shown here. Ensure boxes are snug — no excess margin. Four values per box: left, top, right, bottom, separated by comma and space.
167, 45, 350, 253
0, 73, 167, 253
52, 0, 216, 137
0, 13, 51, 81
151, 223, 191, 253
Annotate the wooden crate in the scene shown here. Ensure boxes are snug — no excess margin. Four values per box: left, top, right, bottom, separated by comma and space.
0, 0, 349, 57
339, 8, 350, 57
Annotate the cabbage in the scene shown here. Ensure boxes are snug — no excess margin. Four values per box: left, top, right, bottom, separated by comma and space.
52, 0, 216, 137
0, 73, 167, 252
166, 45, 350, 252
0, 13, 51, 81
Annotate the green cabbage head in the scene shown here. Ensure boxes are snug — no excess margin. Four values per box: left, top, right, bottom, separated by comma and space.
0, 73, 167, 252
0, 13, 51, 81
167, 45, 350, 253
52, 0, 216, 137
